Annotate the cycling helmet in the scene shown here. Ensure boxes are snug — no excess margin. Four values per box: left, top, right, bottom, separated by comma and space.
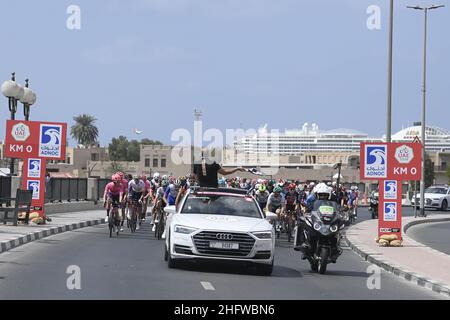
259, 184, 267, 192
162, 175, 168, 181
133, 174, 139, 180
296, 184, 304, 192
162, 180, 169, 188
289, 183, 296, 190
153, 172, 160, 179
274, 186, 282, 193
351, 186, 356, 191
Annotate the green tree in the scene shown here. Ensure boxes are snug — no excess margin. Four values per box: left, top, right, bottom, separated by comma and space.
108, 137, 163, 161
109, 136, 129, 161
70, 114, 99, 147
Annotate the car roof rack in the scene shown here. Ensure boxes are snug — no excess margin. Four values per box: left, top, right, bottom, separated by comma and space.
190, 186, 249, 195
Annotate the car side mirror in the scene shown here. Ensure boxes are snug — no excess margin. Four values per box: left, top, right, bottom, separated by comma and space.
164, 205, 176, 215
265, 211, 277, 221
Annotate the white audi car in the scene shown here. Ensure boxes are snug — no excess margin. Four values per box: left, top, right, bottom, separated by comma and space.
164, 188, 276, 275
411, 185, 450, 211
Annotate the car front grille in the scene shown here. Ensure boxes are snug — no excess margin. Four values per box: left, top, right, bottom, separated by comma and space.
192, 231, 256, 257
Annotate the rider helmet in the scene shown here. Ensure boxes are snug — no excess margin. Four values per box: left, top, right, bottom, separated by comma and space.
313, 183, 332, 200
274, 186, 282, 193
259, 184, 267, 192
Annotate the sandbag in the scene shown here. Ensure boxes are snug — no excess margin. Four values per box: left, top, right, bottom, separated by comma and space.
380, 234, 398, 242
29, 212, 40, 220
390, 240, 403, 247
378, 239, 390, 246
31, 217, 44, 225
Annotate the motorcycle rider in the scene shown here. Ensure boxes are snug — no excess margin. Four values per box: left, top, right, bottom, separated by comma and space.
294, 182, 342, 258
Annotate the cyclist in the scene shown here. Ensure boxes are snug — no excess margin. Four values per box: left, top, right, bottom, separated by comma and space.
175, 176, 189, 210
116, 172, 128, 231
141, 174, 152, 222
151, 179, 167, 232
255, 184, 270, 211
128, 174, 146, 230
285, 183, 298, 213
164, 177, 178, 207
103, 174, 123, 224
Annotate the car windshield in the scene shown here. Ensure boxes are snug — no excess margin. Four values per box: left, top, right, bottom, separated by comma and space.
312, 200, 340, 212
425, 187, 447, 194
181, 194, 261, 218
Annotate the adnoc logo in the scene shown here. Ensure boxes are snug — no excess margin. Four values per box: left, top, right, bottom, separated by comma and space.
384, 202, 397, 222
39, 124, 62, 158
384, 180, 397, 200
395, 145, 414, 164
27, 158, 42, 178
27, 180, 40, 200
11, 123, 30, 142
365, 145, 387, 178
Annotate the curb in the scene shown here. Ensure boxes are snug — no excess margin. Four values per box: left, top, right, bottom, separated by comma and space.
344, 223, 450, 298
0, 218, 106, 254
403, 217, 450, 233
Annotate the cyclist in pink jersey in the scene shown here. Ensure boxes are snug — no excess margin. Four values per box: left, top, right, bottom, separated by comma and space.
103, 174, 123, 220
117, 172, 128, 231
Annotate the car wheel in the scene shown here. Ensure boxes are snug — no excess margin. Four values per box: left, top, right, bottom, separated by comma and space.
256, 260, 273, 276
167, 238, 178, 269
441, 200, 448, 211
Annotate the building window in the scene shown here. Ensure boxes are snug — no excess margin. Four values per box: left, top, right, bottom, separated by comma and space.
145, 158, 150, 167
161, 158, 166, 168
91, 153, 99, 161
153, 158, 158, 167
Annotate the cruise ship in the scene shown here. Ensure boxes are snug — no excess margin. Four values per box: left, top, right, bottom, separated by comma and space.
234, 122, 450, 155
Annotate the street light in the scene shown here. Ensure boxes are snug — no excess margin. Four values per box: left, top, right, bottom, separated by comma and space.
19, 79, 37, 121
407, 4, 445, 217
1, 73, 37, 175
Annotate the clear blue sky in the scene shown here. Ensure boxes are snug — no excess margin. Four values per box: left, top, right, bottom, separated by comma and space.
1, 0, 449, 147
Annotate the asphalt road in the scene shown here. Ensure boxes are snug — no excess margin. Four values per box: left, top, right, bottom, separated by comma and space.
407, 221, 450, 255
0, 208, 445, 300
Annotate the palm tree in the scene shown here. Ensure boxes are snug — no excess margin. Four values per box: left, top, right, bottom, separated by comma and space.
70, 114, 99, 147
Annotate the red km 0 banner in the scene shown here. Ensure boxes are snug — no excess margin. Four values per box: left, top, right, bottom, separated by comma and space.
4, 120, 67, 160
360, 141, 422, 240
360, 142, 422, 181
4, 120, 67, 219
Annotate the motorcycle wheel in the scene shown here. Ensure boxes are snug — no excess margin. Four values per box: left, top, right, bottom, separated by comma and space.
310, 260, 318, 272
318, 248, 329, 274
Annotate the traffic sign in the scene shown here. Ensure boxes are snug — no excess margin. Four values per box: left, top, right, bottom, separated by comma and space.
360, 142, 422, 181
4, 120, 67, 160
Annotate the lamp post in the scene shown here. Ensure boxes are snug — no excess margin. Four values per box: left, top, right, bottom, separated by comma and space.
20, 79, 37, 121
1, 73, 37, 176
407, 4, 445, 217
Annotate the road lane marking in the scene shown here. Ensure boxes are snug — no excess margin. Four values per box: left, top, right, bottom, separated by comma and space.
201, 281, 215, 291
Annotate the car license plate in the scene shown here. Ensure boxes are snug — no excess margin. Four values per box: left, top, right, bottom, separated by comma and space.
209, 241, 239, 250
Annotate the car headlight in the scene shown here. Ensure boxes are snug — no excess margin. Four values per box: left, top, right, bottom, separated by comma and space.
313, 222, 321, 231
174, 225, 198, 234
252, 231, 272, 239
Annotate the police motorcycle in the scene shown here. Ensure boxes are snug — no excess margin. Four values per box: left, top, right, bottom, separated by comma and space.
295, 184, 345, 274
369, 191, 379, 219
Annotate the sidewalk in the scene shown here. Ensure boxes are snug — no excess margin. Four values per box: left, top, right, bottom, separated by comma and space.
345, 213, 450, 298
0, 210, 106, 254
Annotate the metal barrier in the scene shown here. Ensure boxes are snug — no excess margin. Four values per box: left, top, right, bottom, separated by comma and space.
46, 178, 88, 202
96, 179, 110, 201
0, 176, 12, 206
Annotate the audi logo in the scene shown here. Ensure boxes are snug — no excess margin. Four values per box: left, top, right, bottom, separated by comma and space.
216, 233, 233, 240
